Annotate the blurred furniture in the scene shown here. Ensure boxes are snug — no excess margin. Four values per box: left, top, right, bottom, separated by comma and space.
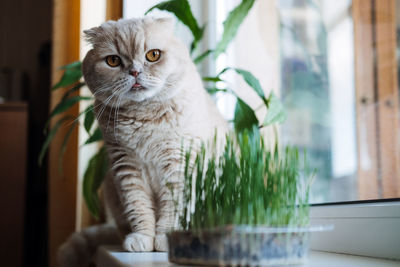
0, 102, 28, 267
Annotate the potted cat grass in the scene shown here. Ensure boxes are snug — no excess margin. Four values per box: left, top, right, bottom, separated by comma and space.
167, 129, 328, 266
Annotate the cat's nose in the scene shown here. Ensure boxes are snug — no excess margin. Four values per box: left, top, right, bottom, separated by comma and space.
130, 70, 140, 77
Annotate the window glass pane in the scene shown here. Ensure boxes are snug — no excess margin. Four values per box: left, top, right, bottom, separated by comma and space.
212, 0, 400, 203
278, 0, 357, 203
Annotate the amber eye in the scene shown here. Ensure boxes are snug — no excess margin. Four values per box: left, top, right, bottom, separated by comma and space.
105, 55, 121, 67
145, 49, 161, 62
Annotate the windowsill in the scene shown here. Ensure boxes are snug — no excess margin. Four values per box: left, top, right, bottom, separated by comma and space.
95, 246, 400, 267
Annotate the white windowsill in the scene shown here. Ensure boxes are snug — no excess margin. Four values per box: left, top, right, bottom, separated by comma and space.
95, 246, 400, 267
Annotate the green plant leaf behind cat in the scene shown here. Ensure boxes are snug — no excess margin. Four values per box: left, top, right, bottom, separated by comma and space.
263, 92, 287, 126
214, 0, 255, 59
146, 0, 204, 52
52, 61, 83, 90
45, 96, 93, 130
83, 127, 103, 145
232, 68, 267, 105
234, 98, 258, 133
83, 105, 95, 134
193, 49, 213, 65
38, 115, 74, 166
83, 146, 108, 219
58, 119, 79, 173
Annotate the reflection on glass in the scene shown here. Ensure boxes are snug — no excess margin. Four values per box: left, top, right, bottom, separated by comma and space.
278, 0, 357, 203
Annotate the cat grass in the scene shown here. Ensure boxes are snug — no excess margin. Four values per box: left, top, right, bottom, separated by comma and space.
178, 129, 313, 231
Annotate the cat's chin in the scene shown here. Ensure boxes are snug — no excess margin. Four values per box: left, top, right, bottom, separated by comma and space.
125, 88, 160, 103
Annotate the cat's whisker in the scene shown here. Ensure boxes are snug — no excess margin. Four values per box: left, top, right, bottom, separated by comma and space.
95, 80, 128, 121
96, 90, 118, 122
105, 87, 124, 132
114, 94, 123, 143
93, 78, 128, 98
93, 87, 111, 97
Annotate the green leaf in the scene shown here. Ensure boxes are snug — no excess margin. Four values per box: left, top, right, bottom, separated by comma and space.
83, 146, 108, 219
146, 0, 204, 51
202, 76, 224, 82
38, 116, 73, 165
207, 88, 228, 95
52, 61, 83, 90
194, 49, 213, 65
83, 105, 95, 134
206, 88, 228, 95
214, 0, 255, 59
60, 61, 82, 70
84, 127, 102, 145
234, 97, 258, 133
218, 67, 231, 76
61, 82, 86, 101
263, 92, 287, 126
233, 68, 266, 103
48, 96, 93, 123
58, 119, 79, 173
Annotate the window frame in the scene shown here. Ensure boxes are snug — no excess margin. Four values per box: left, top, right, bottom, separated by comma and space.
353, 0, 400, 199
309, 200, 400, 260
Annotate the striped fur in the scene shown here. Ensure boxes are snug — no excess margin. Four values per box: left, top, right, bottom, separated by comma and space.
58, 17, 228, 266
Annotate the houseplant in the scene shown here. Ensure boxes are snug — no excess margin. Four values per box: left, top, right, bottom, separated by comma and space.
168, 128, 318, 266
39, 0, 286, 219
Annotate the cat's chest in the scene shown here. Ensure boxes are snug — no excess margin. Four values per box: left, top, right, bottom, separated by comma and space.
114, 112, 182, 151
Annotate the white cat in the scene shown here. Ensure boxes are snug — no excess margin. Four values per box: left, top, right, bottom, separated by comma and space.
58, 17, 228, 267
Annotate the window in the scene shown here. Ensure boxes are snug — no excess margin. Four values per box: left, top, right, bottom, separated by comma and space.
202, 0, 400, 204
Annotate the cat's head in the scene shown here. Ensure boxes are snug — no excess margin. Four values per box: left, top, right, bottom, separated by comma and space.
82, 17, 190, 104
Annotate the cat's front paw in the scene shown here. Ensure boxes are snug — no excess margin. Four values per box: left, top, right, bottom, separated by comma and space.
123, 233, 154, 252
154, 234, 168, 251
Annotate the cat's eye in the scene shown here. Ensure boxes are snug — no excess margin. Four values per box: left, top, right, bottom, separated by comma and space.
146, 49, 161, 62
105, 55, 121, 67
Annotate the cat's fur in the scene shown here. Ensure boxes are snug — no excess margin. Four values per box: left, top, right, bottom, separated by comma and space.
58, 17, 228, 266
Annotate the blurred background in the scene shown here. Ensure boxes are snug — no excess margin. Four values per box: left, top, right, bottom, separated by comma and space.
1, 0, 399, 266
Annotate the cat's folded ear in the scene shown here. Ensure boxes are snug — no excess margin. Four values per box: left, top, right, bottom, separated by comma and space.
83, 26, 102, 45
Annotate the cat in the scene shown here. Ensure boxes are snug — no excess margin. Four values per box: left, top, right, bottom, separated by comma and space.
58, 17, 228, 267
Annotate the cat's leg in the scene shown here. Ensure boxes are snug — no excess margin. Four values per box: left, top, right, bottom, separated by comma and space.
153, 148, 184, 251
109, 148, 156, 252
